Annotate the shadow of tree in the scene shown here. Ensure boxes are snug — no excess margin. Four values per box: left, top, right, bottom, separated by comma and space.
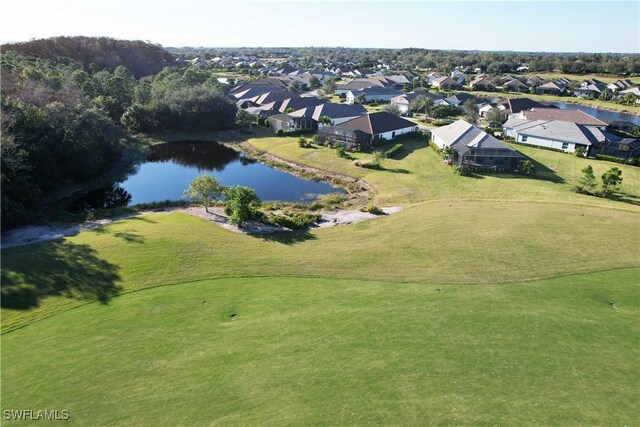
606, 192, 640, 207
1, 241, 122, 309
257, 229, 318, 245
91, 227, 145, 244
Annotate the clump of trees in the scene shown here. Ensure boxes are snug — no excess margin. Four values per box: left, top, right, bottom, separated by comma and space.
573, 165, 624, 197
1, 47, 238, 229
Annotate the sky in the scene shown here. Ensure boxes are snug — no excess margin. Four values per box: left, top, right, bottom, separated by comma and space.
1, 1, 639, 53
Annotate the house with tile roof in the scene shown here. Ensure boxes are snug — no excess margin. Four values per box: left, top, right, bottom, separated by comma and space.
503, 118, 617, 155
469, 74, 495, 91
430, 119, 524, 171
316, 112, 417, 149
391, 92, 444, 114
511, 108, 607, 128
346, 86, 404, 104
288, 103, 367, 128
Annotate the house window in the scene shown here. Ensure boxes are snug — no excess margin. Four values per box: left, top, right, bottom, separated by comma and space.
392, 131, 396, 138
562, 142, 569, 150
618, 144, 629, 151
521, 135, 528, 142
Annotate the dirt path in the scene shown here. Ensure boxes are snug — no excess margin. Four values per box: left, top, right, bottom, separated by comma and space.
1, 206, 403, 249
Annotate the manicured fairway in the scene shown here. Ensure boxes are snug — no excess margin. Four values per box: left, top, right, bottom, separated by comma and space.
3, 201, 639, 332
2, 126, 639, 425
2, 271, 638, 426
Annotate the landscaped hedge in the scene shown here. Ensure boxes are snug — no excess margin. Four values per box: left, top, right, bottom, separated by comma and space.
595, 154, 626, 164
506, 140, 566, 154
428, 139, 442, 154
432, 119, 455, 127
384, 144, 404, 158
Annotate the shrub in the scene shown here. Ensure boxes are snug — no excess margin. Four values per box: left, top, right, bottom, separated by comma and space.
266, 211, 321, 229
428, 139, 442, 154
384, 144, 404, 158
298, 137, 311, 148
595, 154, 626, 164
336, 146, 349, 158
277, 129, 284, 136
432, 119, 455, 127
364, 205, 384, 215
353, 159, 381, 169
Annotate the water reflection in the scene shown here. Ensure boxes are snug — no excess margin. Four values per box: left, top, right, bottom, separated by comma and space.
66, 140, 343, 210
150, 140, 241, 171
67, 184, 132, 213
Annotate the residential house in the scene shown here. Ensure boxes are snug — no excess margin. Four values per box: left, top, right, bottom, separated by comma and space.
498, 98, 548, 114
346, 86, 404, 104
268, 113, 316, 132
316, 112, 417, 149
596, 138, 640, 160
289, 103, 367, 128
618, 87, 640, 104
607, 79, 634, 92
430, 119, 524, 171
431, 75, 462, 90
276, 96, 328, 114
354, 68, 376, 78
574, 79, 606, 99
526, 76, 545, 88
444, 93, 486, 108
511, 108, 607, 128
535, 80, 568, 95
451, 70, 466, 85
469, 74, 495, 91
391, 92, 444, 114
503, 118, 616, 155
502, 79, 530, 93
426, 72, 444, 85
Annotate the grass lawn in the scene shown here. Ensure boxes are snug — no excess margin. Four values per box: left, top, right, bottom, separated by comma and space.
2, 124, 640, 424
246, 132, 640, 208
2, 270, 638, 426
3, 200, 639, 332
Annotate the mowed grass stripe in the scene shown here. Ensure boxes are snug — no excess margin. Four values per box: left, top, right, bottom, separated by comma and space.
2, 271, 638, 426
2, 200, 639, 332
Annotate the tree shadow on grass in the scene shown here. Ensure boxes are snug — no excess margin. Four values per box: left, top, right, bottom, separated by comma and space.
91, 227, 145, 244
257, 229, 318, 245
1, 241, 122, 309
606, 192, 640, 207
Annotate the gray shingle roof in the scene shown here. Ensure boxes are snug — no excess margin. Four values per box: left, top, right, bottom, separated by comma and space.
328, 112, 416, 135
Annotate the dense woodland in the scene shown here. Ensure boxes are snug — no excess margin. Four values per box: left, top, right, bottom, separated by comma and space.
1, 38, 237, 229
167, 47, 640, 76
2, 36, 177, 78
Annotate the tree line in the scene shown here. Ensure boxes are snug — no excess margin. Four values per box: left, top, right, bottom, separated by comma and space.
168, 46, 640, 76
1, 43, 238, 230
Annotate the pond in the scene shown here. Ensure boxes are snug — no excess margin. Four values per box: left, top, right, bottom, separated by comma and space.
66, 141, 343, 212
548, 102, 640, 125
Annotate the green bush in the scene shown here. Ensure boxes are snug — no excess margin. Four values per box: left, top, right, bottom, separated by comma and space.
363, 205, 384, 215
595, 154, 626, 164
266, 211, 322, 229
432, 119, 455, 127
428, 139, 442, 154
277, 129, 284, 136
384, 144, 404, 158
336, 146, 349, 158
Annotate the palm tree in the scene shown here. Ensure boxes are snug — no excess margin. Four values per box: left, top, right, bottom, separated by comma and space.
412, 95, 434, 120
442, 146, 456, 163
318, 115, 332, 127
